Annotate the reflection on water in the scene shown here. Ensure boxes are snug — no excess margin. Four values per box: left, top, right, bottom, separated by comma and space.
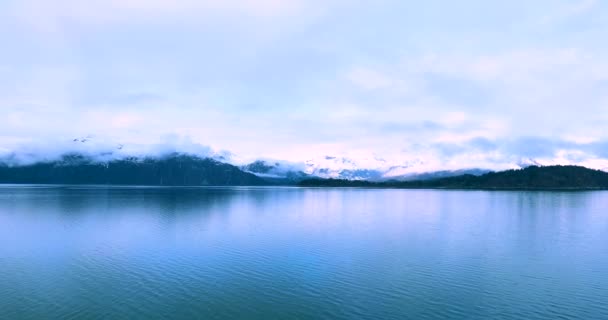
1, 186, 607, 319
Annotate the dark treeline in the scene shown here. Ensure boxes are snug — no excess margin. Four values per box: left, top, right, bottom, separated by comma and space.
0, 154, 265, 186
300, 165, 608, 190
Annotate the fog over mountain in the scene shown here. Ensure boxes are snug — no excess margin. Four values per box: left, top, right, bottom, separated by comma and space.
0, 136, 233, 166
1, 137, 606, 184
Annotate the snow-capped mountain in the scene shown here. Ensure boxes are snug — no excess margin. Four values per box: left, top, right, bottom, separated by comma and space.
517, 158, 543, 168
240, 156, 395, 181
301, 155, 494, 181
241, 155, 490, 181
303, 155, 408, 180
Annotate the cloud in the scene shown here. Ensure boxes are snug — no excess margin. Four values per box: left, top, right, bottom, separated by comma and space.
11, 0, 311, 27
340, 47, 608, 138
1, 0, 608, 170
0, 134, 223, 166
426, 136, 608, 169
540, 0, 599, 25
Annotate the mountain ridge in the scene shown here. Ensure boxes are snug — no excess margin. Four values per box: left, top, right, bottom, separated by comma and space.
299, 165, 608, 190
0, 153, 265, 186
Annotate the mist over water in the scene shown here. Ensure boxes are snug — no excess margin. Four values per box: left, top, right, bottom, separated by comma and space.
1, 186, 608, 319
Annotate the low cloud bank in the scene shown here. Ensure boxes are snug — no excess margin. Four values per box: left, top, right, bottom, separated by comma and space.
1, 135, 608, 173
0, 135, 230, 166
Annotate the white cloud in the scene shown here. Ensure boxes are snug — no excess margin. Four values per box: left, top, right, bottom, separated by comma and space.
540, 0, 598, 25
9, 0, 321, 34
16, 0, 308, 21
351, 48, 607, 133
2, 0, 608, 170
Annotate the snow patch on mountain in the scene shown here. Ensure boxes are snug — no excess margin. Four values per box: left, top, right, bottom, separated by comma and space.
238, 153, 495, 181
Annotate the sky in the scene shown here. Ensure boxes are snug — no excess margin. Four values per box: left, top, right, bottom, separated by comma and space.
1, 0, 608, 170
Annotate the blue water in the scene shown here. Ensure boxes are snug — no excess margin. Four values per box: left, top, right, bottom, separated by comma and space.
1, 186, 607, 319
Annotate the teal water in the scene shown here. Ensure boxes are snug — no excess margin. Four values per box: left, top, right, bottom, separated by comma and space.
1, 186, 607, 319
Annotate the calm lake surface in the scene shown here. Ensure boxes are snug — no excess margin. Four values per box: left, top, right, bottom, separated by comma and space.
1, 186, 607, 319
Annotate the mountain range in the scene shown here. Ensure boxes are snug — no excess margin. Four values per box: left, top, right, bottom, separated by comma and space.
1, 137, 606, 188
1, 151, 607, 190
239, 157, 490, 182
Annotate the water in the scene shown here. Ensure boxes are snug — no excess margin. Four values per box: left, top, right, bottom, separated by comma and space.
1, 186, 607, 319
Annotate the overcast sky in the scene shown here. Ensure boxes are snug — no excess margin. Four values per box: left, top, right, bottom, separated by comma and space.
1, 0, 608, 169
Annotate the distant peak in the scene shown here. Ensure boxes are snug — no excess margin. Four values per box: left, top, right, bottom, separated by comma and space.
517, 158, 542, 168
